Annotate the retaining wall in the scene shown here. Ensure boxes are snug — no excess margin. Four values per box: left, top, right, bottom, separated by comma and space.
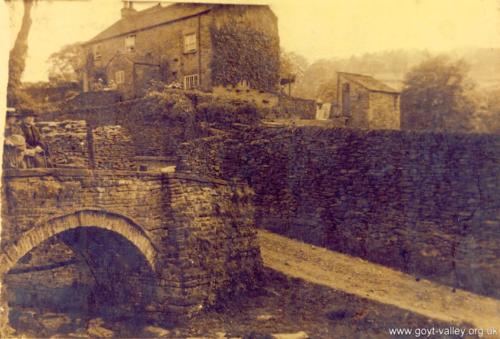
178, 125, 500, 298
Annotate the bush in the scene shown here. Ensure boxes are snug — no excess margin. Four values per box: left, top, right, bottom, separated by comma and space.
144, 83, 264, 126
196, 98, 262, 125
144, 85, 195, 122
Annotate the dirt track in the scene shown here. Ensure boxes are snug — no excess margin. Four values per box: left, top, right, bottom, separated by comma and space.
258, 230, 500, 332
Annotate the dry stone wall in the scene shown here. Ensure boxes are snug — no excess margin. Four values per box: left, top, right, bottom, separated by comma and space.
36, 120, 90, 168
178, 126, 500, 298
41, 93, 317, 166
92, 125, 136, 170
34, 120, 140, 170
274, 95, 316, 119
42, 97, 205, 158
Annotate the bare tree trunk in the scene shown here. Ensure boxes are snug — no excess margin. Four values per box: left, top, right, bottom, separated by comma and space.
7, 0, 34, 106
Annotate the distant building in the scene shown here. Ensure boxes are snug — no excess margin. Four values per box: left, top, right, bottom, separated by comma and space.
81, 2, 280, 99
336, 72, 401, 129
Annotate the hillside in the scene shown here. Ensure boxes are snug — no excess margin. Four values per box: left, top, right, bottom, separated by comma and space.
289, 48, 500, 101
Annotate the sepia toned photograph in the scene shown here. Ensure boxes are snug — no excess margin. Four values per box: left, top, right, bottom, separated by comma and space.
0, 0, 499, 338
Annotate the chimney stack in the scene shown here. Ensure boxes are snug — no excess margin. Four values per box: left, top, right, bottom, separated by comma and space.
121, 1, 137, 19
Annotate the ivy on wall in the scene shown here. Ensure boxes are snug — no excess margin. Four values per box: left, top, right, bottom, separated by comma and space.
210, 22, 280, 93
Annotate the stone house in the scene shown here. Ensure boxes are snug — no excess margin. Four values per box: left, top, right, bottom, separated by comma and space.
336, 72, 401, 129
81, 2, 280, 99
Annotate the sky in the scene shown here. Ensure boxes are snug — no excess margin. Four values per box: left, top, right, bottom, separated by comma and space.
2, 0, 500, 82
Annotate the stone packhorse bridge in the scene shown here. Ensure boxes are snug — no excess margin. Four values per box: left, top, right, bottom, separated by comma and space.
0, 168, 261, 332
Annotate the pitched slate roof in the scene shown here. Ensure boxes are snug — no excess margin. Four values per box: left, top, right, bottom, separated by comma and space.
85, 3, 215, 45
338, 72, 400, 94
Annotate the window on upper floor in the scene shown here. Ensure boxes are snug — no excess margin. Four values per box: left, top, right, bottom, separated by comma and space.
125, 34, 136, 52
93, 44, 101, 61
183, 33, 197, 53
184, 74, 199, 90
115, 70, 125, 84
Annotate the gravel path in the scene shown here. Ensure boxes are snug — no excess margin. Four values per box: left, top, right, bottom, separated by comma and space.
258, 230, 500, 333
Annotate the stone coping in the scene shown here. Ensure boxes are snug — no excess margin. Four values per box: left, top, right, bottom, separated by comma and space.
2, 168, 233, 186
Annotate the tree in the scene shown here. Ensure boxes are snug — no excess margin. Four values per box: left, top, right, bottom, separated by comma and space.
470, 88, 500, 134
316, 77, 338, 103
280, 49, 309, 96
47, 42, 83, 83
7, 0, 35, 106
483, 89, 500, 133
401, 56, 476, 132
295, 58, 338, 100
280, 49, 308, 79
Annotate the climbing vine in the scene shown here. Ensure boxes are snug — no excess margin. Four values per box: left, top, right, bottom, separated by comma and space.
210, 22, 280, 93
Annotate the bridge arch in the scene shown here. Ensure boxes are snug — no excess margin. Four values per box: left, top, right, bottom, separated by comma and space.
0, 209, 158, 277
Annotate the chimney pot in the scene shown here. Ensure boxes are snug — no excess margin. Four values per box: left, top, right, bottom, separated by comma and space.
121, 1, 137, 18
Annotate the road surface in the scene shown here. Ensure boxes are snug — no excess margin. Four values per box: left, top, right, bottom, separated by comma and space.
258, 230, 500, 332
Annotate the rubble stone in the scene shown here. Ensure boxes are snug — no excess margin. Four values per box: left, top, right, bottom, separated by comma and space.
178, 125, 500, 298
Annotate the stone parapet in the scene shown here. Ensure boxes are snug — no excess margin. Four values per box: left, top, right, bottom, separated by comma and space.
1, 169, 261, 322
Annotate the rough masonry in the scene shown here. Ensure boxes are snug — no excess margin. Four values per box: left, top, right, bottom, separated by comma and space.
178, 125, 500, 298
0, 168, 262, 331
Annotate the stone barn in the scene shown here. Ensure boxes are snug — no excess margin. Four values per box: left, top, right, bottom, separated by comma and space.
336, 72, 401, 129
81, 2, 280, 98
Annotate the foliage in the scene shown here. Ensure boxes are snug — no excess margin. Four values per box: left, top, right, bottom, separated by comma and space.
47, 42, 83, 83
469, 89, 500, 134
211, 22, 280, 93
401, 56, 476, 132
482, 89, 500, 133
144, 83, 195, 122
316, 78, 338, 103
5, 86, 67, 114
143, 82, 262, 126
7, 0, 34, 106
280, 50, 309, 79
294, 59, 336, 100
9, 88, 37, 111
196, 99, 261, 125
285, 48, 500, 100
280, 49, 309, 96
282, 50, 433, 101
280, 50, 307, 77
